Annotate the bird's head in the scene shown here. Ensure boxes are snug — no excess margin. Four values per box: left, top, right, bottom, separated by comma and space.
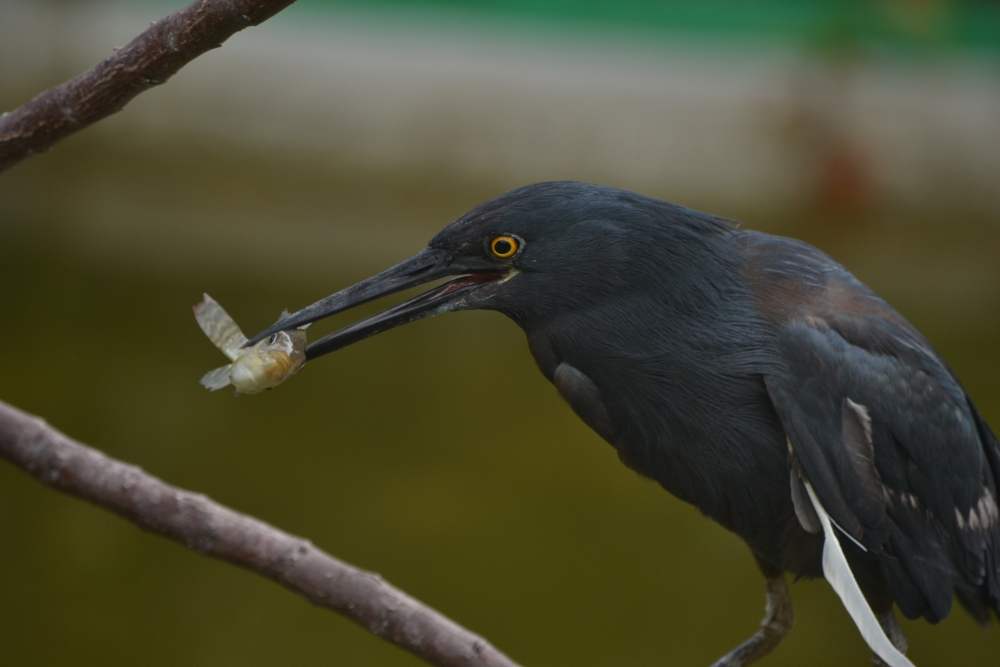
246, 181, 731, 359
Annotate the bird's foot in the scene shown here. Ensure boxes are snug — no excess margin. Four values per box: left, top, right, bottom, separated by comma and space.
711, 574, 794, 667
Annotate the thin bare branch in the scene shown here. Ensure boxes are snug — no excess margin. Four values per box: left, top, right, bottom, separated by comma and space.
0, 399, 521, 667
0, 0, 299, 173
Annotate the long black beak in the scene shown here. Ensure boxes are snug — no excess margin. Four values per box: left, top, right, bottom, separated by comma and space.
246, 247, 504, 360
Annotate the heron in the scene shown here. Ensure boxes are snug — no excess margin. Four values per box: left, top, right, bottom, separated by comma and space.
249, 181, 999, 666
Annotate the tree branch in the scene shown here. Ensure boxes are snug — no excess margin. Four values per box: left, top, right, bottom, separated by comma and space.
0, 399, 522, 667
0, 0, 300, 173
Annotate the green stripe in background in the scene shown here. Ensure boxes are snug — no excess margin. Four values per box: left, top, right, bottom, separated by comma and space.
298, 0, 1000, 55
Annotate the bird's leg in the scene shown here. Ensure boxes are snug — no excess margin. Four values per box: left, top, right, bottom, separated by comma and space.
871, 609, 908, 667
710, 557, 794, 667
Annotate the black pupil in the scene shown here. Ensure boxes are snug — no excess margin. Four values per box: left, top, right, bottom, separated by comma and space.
268, 334, 278, 344
494, 239, 512, 255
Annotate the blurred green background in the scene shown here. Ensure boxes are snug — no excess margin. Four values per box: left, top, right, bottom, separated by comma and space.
1, 0, 999, 665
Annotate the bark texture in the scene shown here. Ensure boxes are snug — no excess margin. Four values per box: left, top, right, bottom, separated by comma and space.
0, 0, 298, 172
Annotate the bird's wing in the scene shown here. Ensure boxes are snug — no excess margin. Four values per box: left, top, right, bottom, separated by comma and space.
764, 311, 1000, 626
743, 232, 1000, 626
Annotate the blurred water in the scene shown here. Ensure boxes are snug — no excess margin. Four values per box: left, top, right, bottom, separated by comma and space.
2, 1, 1000, 665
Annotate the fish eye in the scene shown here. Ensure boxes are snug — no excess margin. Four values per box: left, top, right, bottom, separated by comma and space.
489, 235, 520, 259
268, 334, 278, 344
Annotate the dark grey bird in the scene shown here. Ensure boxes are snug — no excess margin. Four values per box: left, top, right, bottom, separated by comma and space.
249, 182, 999, 666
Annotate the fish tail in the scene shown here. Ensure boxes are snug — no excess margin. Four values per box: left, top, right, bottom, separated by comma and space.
199, 366, 233, 392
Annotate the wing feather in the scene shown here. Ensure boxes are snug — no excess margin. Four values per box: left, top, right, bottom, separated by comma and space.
765, 319, 996, 624
746, 232, 999, 628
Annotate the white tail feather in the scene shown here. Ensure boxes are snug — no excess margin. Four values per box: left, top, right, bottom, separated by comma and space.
803, 480, 915, 667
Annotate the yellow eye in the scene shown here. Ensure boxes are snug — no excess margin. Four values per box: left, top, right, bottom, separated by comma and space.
490, 235, 520, 259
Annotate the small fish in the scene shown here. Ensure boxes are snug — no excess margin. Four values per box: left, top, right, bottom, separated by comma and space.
193, 294, 308, 395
